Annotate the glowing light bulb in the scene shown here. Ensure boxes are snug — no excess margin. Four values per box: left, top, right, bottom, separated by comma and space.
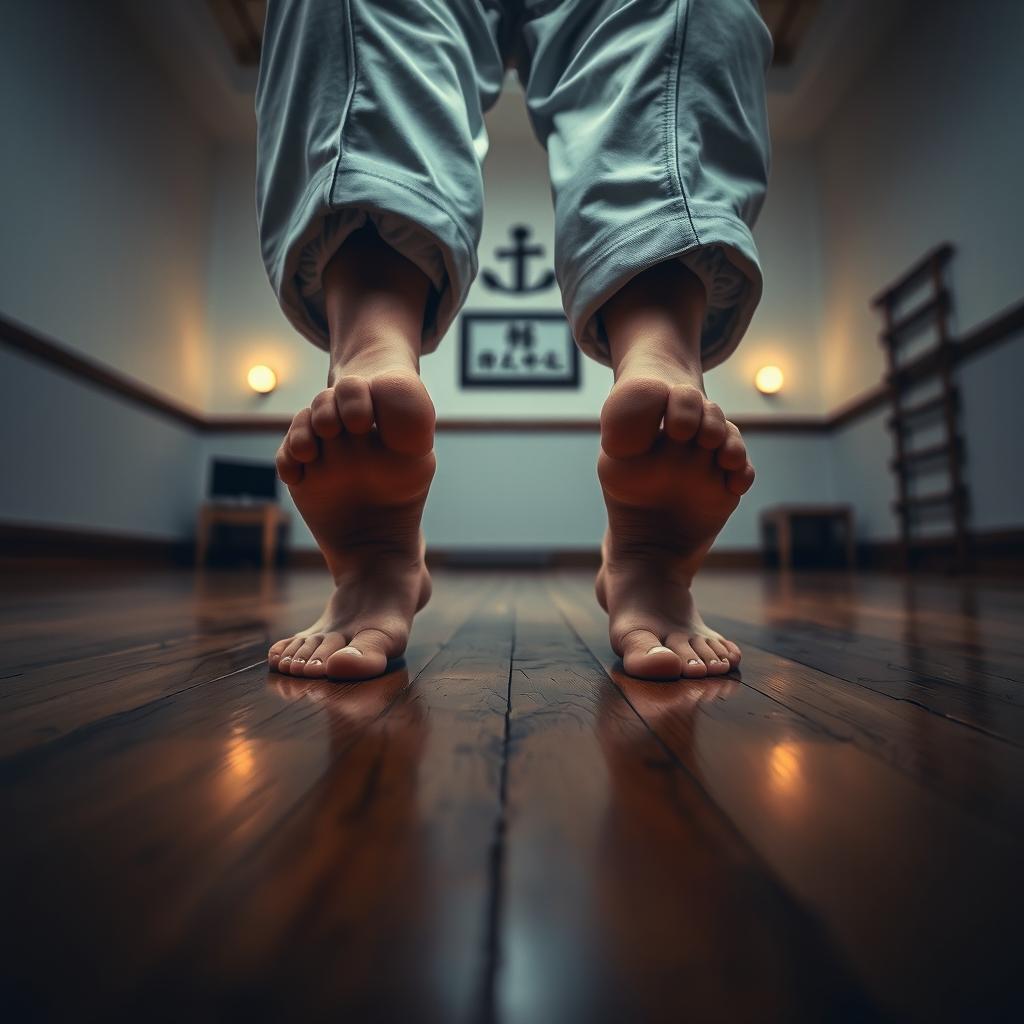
247, 364, 277, 394
755, 365, 784, 395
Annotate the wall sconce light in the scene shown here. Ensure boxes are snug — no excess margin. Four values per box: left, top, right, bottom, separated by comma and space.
754, 365, 784, 395
247, 364, 277, 395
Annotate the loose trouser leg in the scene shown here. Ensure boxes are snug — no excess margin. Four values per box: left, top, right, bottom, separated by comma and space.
256, 0, 506, 353
519, 0, 772, 368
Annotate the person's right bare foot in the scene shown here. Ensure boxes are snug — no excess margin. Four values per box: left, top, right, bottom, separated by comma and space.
269, 360, 435, 680
268, 225, 436, 681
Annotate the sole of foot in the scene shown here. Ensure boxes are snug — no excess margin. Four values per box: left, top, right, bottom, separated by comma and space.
596, 374, 754, 680
269, 367, 435, 681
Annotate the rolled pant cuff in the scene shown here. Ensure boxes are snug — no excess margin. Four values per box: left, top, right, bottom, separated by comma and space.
267, 160, 478, 355
562, 202, 764, 370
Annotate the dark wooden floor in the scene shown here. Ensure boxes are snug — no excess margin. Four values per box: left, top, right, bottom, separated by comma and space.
1, 566, 1022, 1022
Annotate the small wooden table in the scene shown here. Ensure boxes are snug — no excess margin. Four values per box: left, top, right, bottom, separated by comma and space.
196, 502, 289, 568
760, 504, 856, 570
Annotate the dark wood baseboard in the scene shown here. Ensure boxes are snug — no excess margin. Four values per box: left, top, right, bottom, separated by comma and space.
3, 520, 1021, 575
0, 522, 191, 568
0, 315, 206, 430
5, 299, 1021, 437
857, 528, 1024, 575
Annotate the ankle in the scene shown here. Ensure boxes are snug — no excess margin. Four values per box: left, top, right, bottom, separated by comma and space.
321, 225, 431, 383
604, 533, 701, 584
602, 261, 707, 380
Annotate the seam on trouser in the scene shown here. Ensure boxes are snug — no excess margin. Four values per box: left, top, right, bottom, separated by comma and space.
328, 0, 359, 202
665, 0, 699, 246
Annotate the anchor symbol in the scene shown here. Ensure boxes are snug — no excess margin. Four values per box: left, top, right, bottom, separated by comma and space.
481, 224, 556, 294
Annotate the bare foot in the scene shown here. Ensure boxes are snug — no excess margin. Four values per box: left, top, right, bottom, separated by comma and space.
269, 362, 435, 680
596, 435, 753, 680
596, 260, 755, 680
268, 226, 436, 681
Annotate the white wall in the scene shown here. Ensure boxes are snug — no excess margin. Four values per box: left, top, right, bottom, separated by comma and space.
719, 142, 826, 416
198, 427, 837, 553
203, 145, 309, 415
0, 0, 212, 409
817, 0, 1024, 409
0, 347, 199, 541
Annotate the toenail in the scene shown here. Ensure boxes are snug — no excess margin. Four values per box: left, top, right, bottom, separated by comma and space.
340, 646, 363, 656
687, 658, 701, 665
293, 658, 305, 665
648, 645, 673, 655
308, 659, 322, 666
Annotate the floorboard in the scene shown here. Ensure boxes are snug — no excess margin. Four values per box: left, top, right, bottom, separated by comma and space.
1, 566, 1022, 1021
550, 575, 1024, 1020
500, 582, 869, 1022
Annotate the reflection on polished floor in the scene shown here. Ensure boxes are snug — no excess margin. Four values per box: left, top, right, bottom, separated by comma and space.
1, 567, 1022, 1021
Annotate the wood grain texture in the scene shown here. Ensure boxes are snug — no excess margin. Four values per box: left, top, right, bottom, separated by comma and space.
1, 566, 1022, 1020
549, 574, 1024, 1020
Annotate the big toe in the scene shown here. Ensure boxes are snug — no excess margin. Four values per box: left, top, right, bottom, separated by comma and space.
370, 371, 435, 456
619, 628, 683, 680
325, 628, 395, 680
601, 376, 670, 458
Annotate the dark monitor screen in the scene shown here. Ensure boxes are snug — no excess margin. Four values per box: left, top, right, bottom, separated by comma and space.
209, 459, 278, 501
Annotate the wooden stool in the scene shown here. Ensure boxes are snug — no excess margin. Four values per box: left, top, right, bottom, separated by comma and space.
196, 502, 289, 568
760, 505, 856, 570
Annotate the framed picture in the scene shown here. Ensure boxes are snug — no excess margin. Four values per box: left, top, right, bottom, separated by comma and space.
460, 311, 580, 389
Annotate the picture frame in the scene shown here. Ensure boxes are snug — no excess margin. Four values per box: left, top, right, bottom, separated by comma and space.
459, 311, 580, 389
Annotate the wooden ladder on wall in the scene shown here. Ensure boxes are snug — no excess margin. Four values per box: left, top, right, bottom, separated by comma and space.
872, 243, 969, 571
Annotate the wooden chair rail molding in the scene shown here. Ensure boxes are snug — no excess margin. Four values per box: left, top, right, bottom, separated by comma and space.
2, 300, 1022, 436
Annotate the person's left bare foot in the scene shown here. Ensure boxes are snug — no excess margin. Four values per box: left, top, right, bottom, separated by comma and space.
596, 420, 755, 681
595, 259, 756, 680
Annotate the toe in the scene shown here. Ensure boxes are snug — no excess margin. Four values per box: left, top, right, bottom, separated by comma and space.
334, 375, 374, 435
668, 637, 709, 678
289, 634, 324, 674
618, 628, 682, 680
325, 627, 398, 680
664, 384, 704, 442
691, 637, 729, 675
600, 377, 670, 458
275, 444, 303, 486
286, 408, 319, 463
722, 639, 742, 667
707, 638, 733, 667
370, 371, 435, 455
304, 633, 348, 677
696, 400, 728, 450
716, 422, 748, 471
310, 389, 343, 439
277, 636, 307, 674
268, 638, 292, 669
726, 462, 756, 496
